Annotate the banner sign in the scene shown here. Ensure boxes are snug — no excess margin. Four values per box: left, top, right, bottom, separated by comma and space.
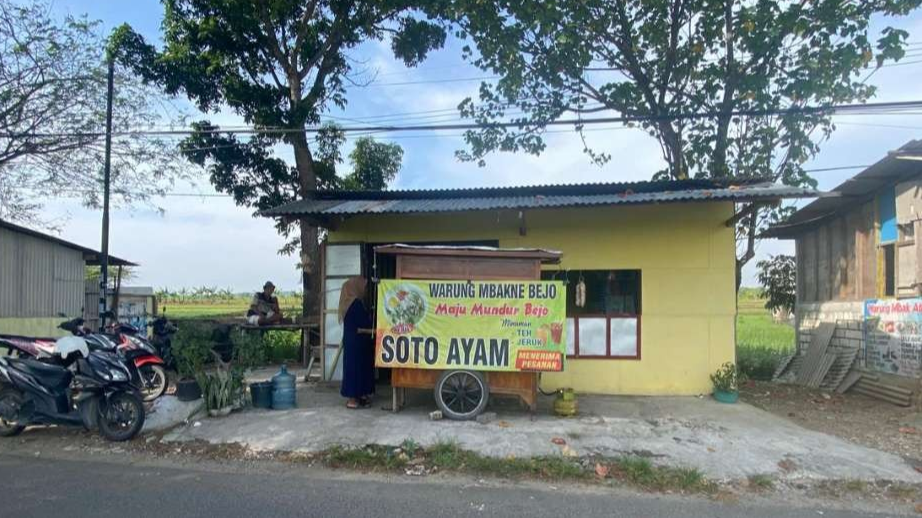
375, 279, 566, 372
864, 298, 922, 378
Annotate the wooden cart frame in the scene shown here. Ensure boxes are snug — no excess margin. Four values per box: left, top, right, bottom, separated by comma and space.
375, 245, 562, 418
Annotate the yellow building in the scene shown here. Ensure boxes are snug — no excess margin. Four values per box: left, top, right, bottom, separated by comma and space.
266, 179, 813, 395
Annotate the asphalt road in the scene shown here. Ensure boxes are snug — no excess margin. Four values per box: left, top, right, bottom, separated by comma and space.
0, 453, 905, 518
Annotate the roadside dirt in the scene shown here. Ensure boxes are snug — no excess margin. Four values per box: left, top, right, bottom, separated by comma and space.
740, 380, 922, 466
2, 425, 920, 516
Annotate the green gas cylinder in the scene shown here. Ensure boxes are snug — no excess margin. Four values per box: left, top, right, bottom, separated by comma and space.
553, 388, 578, 417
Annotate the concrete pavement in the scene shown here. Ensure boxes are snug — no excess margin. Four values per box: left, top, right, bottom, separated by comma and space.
163, 382, 922, 482
0, 453, 908, 518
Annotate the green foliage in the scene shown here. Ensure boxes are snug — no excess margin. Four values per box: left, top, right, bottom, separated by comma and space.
318, 441, 717, 493
710, 362, 743, 392
196, 353, 246, 412
343, 137, 404, 191
737, 287, 763, 301
748, 474, 775, 491
231, 330, 268, 369
172, 322, 214, 379
263, 330, 301, 363
110, 0, 444, 247
611, 456, 714, 493
736, 314, 794, 349
451, 0, 918, 183
737, 344, 791, 381
85, 266, 136, 282
757, 255, 797, 315
448, 0, 920, 272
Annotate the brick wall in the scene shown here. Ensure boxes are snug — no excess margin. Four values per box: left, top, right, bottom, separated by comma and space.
796, 300, 865, 353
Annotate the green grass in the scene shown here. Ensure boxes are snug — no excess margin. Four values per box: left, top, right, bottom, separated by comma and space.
736, 295, 794, 380
737, 314, 794, 349
164, 302, 302, 320
748, 474, 775, 491
317, 441, 715, 494
612, 457, 714, 493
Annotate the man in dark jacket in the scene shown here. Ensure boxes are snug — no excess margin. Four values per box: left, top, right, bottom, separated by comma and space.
247, 281, 282, 325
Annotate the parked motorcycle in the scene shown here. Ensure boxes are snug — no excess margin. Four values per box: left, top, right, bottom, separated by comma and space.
104, 320, 169, 402
0, 335, 145, 441
150, 314, 178, 370
4, 315, 169, 402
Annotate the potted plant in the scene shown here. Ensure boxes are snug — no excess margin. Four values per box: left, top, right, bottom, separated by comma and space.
172, 322, 214, 401
710, 362, 743, 404
198, 351, 246, 417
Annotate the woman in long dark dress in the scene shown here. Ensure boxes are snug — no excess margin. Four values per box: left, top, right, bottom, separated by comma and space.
338, 277, 375, 409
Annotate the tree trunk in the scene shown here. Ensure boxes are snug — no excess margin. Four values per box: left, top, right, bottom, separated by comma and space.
291, 130, 321, 318
735, 209, 758, 292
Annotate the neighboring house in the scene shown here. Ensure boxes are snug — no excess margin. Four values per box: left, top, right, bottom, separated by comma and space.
265, 178, 813, 396
765, 140, 922, 383
0, 220, 135, 337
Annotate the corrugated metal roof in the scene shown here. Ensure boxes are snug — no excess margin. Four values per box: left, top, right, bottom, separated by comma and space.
764, 140, 922, 238
0, 219, 137, 266
263, 178, 816, 220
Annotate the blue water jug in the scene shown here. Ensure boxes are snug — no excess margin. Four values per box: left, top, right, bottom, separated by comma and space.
271, 364, 296, 410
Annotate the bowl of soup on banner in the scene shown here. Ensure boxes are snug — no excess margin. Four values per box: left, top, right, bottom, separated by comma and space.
375, 279, 566, 372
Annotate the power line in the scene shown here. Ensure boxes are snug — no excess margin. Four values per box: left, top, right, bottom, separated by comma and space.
803, 165, 871, 173
355, 75, 498, 87
6, 100, 922, 139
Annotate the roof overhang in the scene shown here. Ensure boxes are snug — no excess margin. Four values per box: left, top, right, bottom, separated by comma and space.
375, 244, 562, 264
0, 219, 137, 266
763, 140, 922, 239
262, 178, 817, 229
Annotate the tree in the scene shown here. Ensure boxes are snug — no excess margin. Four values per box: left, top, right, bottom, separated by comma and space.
111, 0, 445, 314
0, 0, 192, 228
757, 254, 796, 315
343, 137, 404, 190
448, 0, 920, 285
86, 265, 136, 283
179, 128, 404, 242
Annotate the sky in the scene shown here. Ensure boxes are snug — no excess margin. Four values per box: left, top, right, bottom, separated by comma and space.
34, 1, 922, 292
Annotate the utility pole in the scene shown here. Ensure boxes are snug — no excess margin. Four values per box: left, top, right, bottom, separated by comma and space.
99, 57, 114, 330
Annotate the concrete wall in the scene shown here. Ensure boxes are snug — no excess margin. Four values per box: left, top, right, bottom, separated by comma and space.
0, 226, 85, 337
0, 317, 68, 338
796, 301, 865, 353
796, 301, 922, 391
328, 202, 737, 396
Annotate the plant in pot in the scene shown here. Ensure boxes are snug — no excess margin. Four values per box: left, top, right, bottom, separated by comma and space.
172, 322, 214, 401
710, 362, 743, 404
197, 351, 246, 417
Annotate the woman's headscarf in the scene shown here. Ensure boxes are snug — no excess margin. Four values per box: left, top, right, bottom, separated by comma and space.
338, 276, 368, 323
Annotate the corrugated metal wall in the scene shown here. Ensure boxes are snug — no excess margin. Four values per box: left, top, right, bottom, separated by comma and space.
0, 226, 85, 318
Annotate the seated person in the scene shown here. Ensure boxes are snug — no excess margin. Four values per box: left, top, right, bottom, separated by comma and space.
247, 281, 282, 325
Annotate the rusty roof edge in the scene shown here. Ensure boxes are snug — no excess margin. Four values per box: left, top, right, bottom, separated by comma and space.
261, 184, 817, 219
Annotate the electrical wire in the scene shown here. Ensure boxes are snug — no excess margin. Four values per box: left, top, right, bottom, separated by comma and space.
5, 100, 922, 139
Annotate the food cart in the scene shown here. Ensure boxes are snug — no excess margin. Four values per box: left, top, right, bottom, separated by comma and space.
373, 245, 566, 420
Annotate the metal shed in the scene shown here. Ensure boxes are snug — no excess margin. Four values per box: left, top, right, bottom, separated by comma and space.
0, 220, 134, 336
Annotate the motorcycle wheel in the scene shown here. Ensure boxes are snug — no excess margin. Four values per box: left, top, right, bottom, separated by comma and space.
97, 391, 145, 442
139, 364, 168, 402
0, 388, 26, 437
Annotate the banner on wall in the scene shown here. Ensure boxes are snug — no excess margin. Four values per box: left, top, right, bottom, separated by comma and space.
375, 279, 567, 372
864, 298, 922, 378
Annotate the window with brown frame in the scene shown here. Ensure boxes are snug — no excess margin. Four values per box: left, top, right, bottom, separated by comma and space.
542, 270, 642, 359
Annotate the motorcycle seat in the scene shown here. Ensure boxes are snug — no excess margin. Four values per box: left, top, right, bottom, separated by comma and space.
7, 358, 73, 390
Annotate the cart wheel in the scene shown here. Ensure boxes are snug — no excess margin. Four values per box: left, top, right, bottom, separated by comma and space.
435, 370, 489, 420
